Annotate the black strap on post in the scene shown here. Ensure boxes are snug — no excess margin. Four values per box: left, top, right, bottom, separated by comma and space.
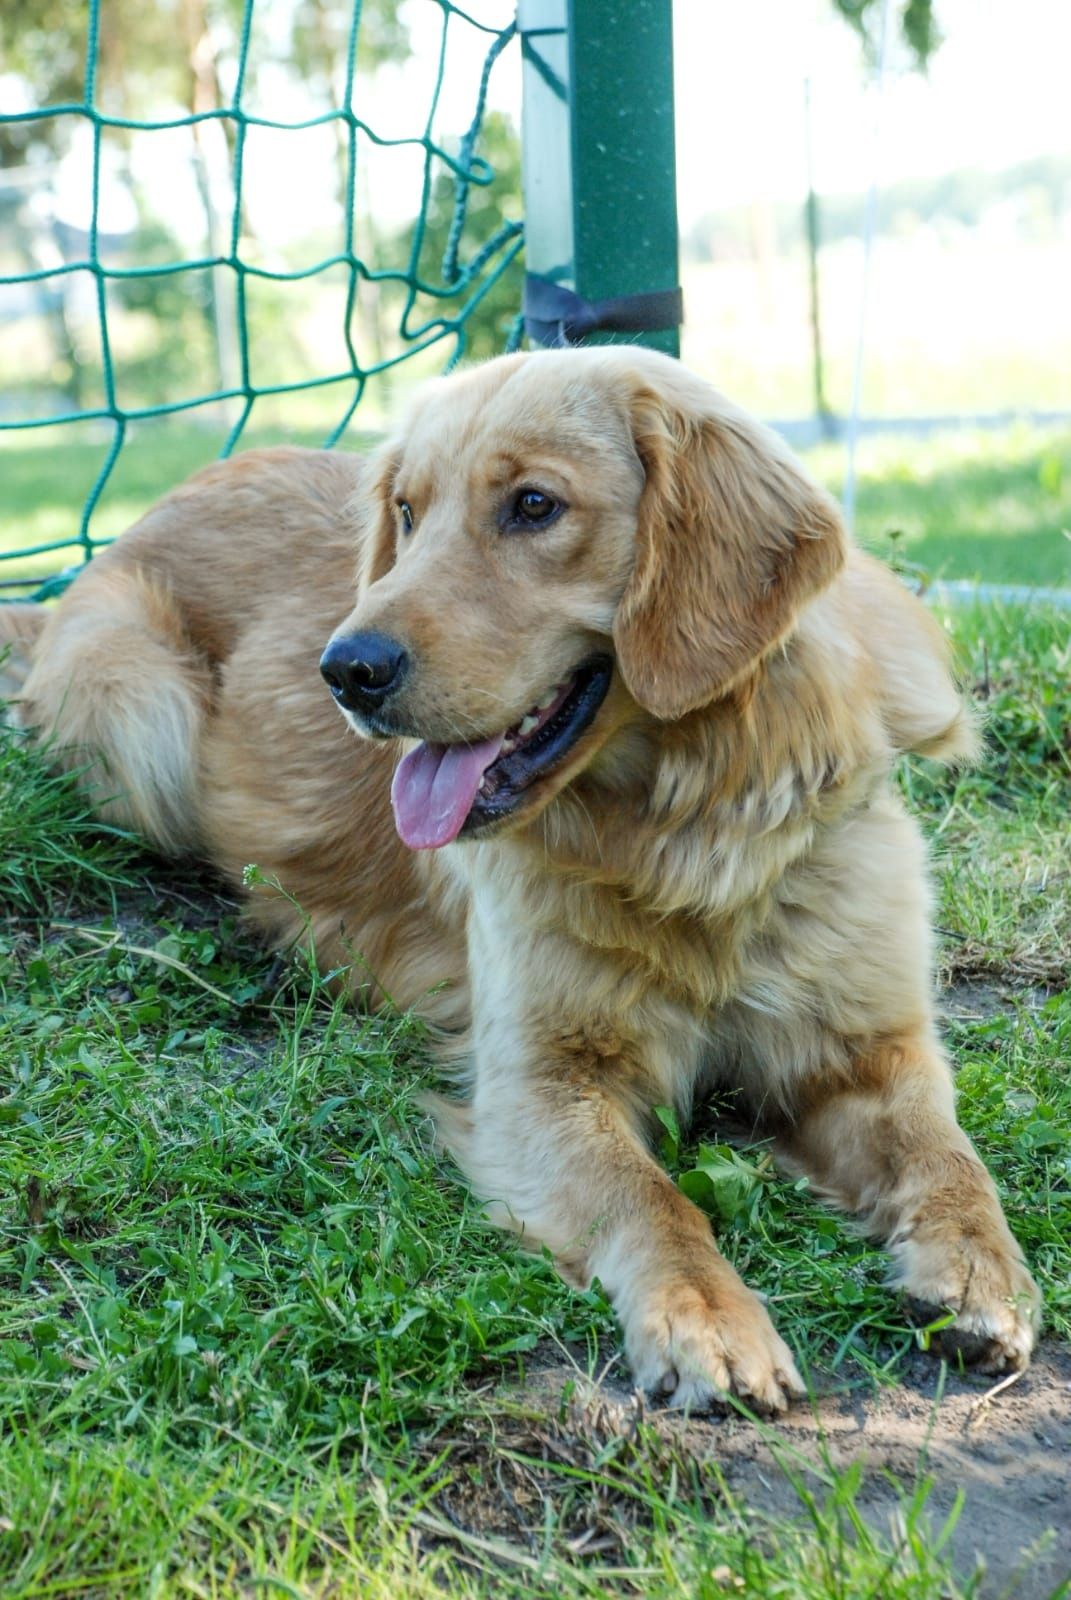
524, 273, 683, 348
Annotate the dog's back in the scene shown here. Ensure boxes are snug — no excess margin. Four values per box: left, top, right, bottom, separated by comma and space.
1, 447, 365, 851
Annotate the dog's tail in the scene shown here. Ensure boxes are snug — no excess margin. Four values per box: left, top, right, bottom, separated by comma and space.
15, 565, 210, 853
846, 554, 981, 766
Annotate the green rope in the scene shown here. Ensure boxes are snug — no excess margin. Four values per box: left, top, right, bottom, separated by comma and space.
0, 0, 522, 601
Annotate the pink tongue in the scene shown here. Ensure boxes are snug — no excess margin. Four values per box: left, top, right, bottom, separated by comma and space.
390, 734, 504, 850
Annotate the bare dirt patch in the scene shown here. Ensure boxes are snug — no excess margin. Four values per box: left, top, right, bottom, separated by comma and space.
476, 1341, 1071, 1598
940, 977, 1060, 1022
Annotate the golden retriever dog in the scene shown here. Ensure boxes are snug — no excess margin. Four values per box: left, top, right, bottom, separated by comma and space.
1, 347, 1040, 1410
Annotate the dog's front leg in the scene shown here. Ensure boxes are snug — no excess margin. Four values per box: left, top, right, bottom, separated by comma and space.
777, 1031, 1041, 1370
432, 989, 803, 1413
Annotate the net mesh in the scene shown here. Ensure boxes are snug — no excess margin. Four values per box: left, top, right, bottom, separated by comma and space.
0, 0, 522, 600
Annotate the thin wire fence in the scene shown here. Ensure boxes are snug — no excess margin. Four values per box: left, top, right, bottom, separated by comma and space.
0, 0, 522, 600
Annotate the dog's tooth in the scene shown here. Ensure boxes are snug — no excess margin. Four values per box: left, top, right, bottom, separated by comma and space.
537, 689, 558, 711
501, 736, 515, 754
518, 714, 539, 736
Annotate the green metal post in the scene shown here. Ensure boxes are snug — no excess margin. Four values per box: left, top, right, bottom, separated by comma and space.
519, 0, 680, 354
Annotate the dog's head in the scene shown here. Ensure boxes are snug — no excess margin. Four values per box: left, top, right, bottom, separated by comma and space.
321, 348, 847, 849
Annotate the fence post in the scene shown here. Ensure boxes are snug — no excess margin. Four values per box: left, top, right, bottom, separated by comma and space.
518, 0, 681, 355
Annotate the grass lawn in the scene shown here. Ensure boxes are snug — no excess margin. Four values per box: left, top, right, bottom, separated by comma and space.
0, 420, 374, 594
809, 426, 1071, 589
1, 590, 1069, 1597
1, 408, 1069, 1594
1, 417, 1069, 594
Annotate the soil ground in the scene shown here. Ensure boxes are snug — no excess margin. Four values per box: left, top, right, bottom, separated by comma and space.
498, 1342, 1071, 1598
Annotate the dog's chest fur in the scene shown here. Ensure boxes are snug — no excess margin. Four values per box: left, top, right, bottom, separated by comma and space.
466, 729, 878, 1019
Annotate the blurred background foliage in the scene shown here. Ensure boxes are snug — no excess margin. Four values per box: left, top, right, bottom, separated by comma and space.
0, 0, 953, 430
0, 0, 1067, 594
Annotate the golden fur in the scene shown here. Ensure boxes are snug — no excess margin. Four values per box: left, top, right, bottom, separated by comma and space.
2, 347, 1039, 1409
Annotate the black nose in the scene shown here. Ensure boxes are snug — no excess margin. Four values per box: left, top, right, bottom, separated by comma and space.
319, 631, 409, 714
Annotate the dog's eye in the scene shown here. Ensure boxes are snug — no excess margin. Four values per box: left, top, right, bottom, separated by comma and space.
507, 488, 562, 530
396, 500, 414, 534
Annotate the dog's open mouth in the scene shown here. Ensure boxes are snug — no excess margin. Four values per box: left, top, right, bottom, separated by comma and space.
390, 656, 612, 850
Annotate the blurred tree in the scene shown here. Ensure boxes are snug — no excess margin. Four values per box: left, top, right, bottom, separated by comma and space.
0, 0, 409, 167
830, 0, 940, 65
109, 218, 220, 407
0, 0, 412, 397
281, 0, 413, 382
0, 0, 176, 165
289, 0, 410, 83
3, 0, 941, 390
382, 110, 523, 364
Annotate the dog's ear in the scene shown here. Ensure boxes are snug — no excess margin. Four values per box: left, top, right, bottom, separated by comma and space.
353, 443, 402, 591
612, 372, 847, 719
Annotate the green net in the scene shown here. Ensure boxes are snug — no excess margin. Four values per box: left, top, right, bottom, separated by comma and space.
0, 0, 523, 601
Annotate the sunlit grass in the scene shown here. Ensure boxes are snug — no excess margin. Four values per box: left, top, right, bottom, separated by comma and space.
4, 414, 1068, 596
805, 424, 1071, 586
1, 595, 1068, 1595
0, 417, 377, 591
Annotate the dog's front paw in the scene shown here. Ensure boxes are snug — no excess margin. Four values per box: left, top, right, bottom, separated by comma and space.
623, 1272, 805, 1414
897, 1225, 1041, 1373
